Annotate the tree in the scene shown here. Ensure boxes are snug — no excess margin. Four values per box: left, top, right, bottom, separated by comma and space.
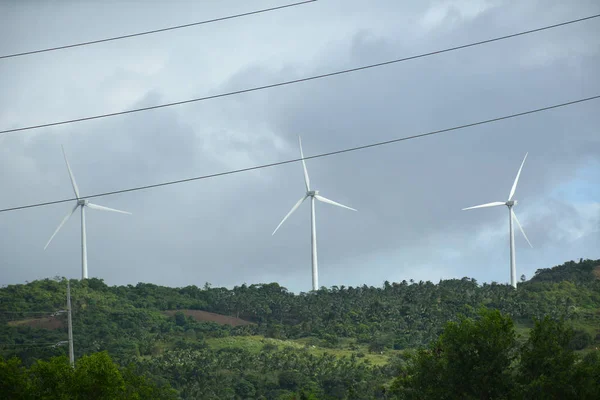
392, 308, 516, 399
517, 317, 578, 399
0, 352, 176, 400
391, 312, 600, 399
29, 356, 75, 400
121, 364, 178, 399
569, 329, 593, 350
573, 352, 600, 399
3, 259, 600, 399
71, 352, 127, 399
174, 311, 186, 327
0, 357, 30, 399
235, 379, 256, 398
278, 370, 307, 391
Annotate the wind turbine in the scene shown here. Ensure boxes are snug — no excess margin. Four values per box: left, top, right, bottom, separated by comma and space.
272, 136, 357, 291
44, 145, 131, 280
462, 152, 533, 289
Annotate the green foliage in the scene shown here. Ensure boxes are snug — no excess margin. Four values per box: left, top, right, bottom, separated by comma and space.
3, 259, 599, 363
234, 378, 256, 398
0, 356, 30, 398
72, 352, 127, 399
174, 311, 186, 327
575, 352, 600, 399
391, 311, 600, 399
529, 258, 599, 284
369, 333, 394, 353
0, 352, 177, 400
570, 329, 593, 350
322, 333, 340, 348
1, 259, 599, 399
140, 347, 389, 399
278, 370, 307, 391
392, 308, 516, 399
518, 316, 581, 399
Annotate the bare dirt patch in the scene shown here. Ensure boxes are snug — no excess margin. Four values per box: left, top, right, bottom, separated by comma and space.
593, 266, 600, 280
163, 310, 253, 327
7, 317, 65, 330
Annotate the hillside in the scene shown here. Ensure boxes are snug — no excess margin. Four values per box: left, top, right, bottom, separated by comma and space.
528, 259, 600, 284
162, 309, 253, 327
1, 258, 600, 399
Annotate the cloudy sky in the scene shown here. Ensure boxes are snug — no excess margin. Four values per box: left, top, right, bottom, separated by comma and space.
1, 0, 598, 293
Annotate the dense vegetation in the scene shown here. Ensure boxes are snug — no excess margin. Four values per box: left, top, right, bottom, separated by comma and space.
391, 309, 600, 399
0, 351, 177, 399
1, 258, 599, 398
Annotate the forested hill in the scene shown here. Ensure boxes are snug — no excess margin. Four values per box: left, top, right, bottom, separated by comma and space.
528, 258, 600, 284
2, 258, 599, 355
1, 258, 599, 399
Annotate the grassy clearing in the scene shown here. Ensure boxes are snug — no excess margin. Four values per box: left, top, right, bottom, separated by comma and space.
205, 335, 395, 366
206, 335, 299, 353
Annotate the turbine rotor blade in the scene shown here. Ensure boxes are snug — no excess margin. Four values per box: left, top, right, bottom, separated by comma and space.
61, 145, 80, 199
272, 195, 308, 235
86, 203, 131, 214
511, 209, 533, 248
298, 136, 310, 192
462, 201, 505, 211
44, 204, 79, 250
314, 194, 357, 211
508, 152, 528, 201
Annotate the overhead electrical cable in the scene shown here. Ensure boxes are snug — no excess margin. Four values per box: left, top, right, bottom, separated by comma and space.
0, 342, 66, 347
0, 311, 57, 314
0, 13, 598, 136
0, 94, 598, 214
0, 0, 317, 60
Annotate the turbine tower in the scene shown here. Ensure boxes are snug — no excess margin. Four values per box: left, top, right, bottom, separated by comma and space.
272, 136, 357, 291
44, 145, 131, 279
462, 152, 533, 289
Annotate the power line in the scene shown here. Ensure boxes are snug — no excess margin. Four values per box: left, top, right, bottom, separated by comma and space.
0, 13, 598, 136
0, 311, 56, 314
0, 342, 64, 347
0, 309, 170, 316
1, 94, 598, 214
0, 1, 317, 60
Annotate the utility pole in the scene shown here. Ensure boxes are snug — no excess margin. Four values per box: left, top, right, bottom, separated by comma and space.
67, 281, 74, 367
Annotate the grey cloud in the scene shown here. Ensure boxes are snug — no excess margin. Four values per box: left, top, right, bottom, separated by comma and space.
198, 8, 600, 284
0, 0, 599, 292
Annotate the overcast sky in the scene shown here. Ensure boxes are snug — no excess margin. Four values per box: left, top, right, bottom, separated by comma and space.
1, 0, 598, 293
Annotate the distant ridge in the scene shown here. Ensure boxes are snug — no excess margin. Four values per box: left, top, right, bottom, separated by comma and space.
528, 259, 600, 284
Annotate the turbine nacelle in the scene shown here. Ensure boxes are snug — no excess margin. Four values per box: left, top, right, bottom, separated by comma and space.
506, 200, 517, 207
307, 190, 319, 197
78, 199, 88, 206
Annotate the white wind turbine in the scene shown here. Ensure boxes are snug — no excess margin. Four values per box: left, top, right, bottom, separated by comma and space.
272, 136, 357, 291
462, 152, 533, 289
44, 145, 131, 280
